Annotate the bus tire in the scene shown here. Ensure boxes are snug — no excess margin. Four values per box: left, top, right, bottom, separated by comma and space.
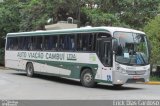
80, 68, 95, 88
26, 63, 34, 77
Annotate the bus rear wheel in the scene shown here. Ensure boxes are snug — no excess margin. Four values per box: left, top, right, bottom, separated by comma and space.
26, 63, 34, 77
80, 69, 95, 88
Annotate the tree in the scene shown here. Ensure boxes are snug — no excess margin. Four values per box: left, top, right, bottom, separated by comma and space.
144, 16, 160, 64
0, 0, 20, 37
119, 0, 160, 29
19, 0, 49, 31
19, 0, 81, 31
92, 0, 160, 29
81, 8, 129, 27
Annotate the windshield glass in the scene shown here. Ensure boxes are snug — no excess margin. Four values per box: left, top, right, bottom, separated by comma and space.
114, 32, 149, 65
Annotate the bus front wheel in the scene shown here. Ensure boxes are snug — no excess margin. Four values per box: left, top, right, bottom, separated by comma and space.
80, 69, 95, 88
26, 63, 34, 77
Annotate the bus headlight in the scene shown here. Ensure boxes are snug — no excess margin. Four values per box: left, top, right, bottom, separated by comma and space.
116, 66, 126, 74
119, 67, 127, 74
115, 63, 126, 74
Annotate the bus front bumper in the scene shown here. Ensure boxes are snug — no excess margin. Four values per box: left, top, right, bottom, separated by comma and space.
112, 71, 150, 85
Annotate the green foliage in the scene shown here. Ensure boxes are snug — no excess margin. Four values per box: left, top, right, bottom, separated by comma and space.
0, 0, 160, 35
81, 8, 129, 27
91, 0, 160, 29
19, 0, 80, 31
0, 48, 4, 65
0, 0, 20, 37
19, 0, 48, 31
150, 76, 160, 81
144, 16, 160, 64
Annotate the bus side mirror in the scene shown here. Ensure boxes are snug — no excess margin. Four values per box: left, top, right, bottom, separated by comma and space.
112, 38, 118, 54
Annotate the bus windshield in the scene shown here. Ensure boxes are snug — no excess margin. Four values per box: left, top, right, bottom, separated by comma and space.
114, 32, 149, 65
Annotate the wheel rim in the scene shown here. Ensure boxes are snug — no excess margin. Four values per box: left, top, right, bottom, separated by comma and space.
27, 65, 33, 75
83, 73, 93, 83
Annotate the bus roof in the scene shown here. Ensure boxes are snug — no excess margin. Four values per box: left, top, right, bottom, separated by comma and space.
7, 26, 145, 37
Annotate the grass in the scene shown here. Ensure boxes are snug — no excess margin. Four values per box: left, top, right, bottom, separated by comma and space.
150, 76, 160, 81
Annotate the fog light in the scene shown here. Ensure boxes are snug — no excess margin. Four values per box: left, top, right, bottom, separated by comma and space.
117, 80, 123, 83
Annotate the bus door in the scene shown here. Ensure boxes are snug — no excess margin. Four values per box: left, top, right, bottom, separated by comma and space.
96, 38, 112, 67
96, 38, 112, 82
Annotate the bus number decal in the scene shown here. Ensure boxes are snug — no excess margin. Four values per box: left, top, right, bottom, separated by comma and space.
107, 75, 111, 81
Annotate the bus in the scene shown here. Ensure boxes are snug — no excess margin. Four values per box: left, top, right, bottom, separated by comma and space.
5, 27, 151, 87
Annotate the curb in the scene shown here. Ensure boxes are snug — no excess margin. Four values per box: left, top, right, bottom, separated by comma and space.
145, 81, 160, 85
0, 66, 6, 69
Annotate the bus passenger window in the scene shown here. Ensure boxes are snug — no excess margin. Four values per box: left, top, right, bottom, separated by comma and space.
43, 36, 49, 50
52, 36, 58, 50
23, 37, 29, 50
8, 37, 18, 50
28, 40, 33, 50
6, 38, 11, 50
71, 38, 75, 50
68, 35, 75, 51
28, 36, 36, 51
59, 35, 65, 50
77, 33, 94, 51
35, 36, 43, 50
17, 37, 29, 50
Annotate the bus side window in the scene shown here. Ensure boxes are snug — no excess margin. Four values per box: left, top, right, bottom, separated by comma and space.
22, 37, 29, 50
8, 37, 18, 50
68, 35, 75, 51
77, 33, 94, 52
42, 35, 58, 51
57, 34, 76, 51
6, 38, 11, 50
88, 34, 95, 51
70, 37, 75, 50
77, 34, 82, 51
43, 36, 49, 50
48, 36, 52, 50
35, 36, 43, 51
59, 35, 65, 51
28, 36, 35, 51
52, 36, 58, 50
17, 37, 28, 50
77, 34, 87, 51
28, 40, 32, 51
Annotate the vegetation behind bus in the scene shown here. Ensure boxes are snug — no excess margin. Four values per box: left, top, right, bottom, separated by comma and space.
0, 48, 4, 65
0, 38, 5, 65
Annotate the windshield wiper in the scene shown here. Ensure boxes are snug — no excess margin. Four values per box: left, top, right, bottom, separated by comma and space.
138, 52, 146, 64
136, 52, 146, 64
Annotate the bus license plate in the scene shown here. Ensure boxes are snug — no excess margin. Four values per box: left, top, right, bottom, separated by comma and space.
133, 76, 140, 79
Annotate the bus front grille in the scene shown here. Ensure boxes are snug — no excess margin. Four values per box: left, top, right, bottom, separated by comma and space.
126, 70, 146, 75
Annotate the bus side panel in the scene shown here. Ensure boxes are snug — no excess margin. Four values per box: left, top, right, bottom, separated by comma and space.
5, 51, 20, 69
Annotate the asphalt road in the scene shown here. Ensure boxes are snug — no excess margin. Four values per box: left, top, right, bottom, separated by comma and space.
0, 68, 160, 100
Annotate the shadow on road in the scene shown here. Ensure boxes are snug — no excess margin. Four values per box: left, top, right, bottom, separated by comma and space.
12, 72, 143, 91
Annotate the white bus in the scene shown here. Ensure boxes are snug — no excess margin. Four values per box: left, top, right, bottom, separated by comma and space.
5, 27, 150, 87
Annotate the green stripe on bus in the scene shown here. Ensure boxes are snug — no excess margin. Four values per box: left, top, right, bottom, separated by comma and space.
25, 59, 98, 79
